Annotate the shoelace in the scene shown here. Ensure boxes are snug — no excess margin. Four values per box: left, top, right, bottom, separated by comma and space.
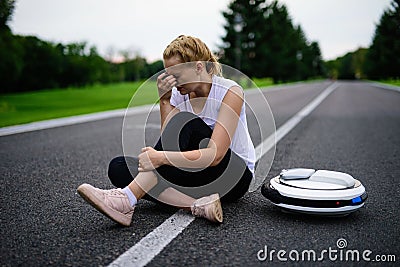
104, 189, 124, 196
103, 189, 133, 213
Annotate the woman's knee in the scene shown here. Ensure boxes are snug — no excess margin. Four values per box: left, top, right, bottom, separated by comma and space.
161, 112, 212, 151
166, 112, 207, 132
169, 111, 198, 123
107, 156, 138, 188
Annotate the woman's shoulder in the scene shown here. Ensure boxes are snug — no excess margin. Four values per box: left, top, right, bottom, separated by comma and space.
212, 75, 243, 101
212, 75, 240, 90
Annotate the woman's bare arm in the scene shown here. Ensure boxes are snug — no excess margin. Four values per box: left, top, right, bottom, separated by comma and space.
157, 72, 179, 131
158, 86, 243, 169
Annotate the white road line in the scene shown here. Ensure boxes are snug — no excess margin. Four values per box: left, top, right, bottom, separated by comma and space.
249, 81, 339, 192
107, 82, 339, 267
0, 104, 159, 137
245, 82, 306, 95
109, 210, 194, 267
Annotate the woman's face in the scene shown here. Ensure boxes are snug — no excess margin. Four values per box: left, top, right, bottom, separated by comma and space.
163, 56, 200, 95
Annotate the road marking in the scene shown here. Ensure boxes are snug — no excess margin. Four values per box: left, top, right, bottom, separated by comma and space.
0, 104, 159, 137
107, 82, 339, 267
109, 210, 194, 267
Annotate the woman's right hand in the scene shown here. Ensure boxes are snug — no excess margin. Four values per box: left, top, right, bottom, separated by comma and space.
157, 72, 177, 100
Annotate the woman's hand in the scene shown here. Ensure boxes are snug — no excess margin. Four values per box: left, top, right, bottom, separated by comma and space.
157, 72, 177, 100
138, 147, 165, 172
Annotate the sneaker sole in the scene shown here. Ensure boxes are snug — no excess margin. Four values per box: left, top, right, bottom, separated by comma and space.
209, 193, 223, 223
77, 184, 132, 226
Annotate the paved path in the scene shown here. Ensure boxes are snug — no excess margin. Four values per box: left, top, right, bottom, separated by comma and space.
1, 81, 399, 266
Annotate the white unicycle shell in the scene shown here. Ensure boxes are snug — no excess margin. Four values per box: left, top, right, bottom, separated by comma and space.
261, 169, 367, 216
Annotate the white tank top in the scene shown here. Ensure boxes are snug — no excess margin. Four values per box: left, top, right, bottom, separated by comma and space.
170, 75, 256, 175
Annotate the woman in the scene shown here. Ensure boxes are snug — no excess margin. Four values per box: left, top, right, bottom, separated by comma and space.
77, 35, 255, 226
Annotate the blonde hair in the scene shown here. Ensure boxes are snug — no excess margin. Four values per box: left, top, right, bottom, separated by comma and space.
163, 35, 222, 76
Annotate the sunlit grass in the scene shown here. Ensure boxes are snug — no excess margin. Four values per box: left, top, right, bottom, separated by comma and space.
0, 81, 158, 127
251, 77, 274, 88
379, 79, 400, 87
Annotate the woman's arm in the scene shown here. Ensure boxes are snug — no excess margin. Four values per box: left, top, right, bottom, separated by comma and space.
159, 98, 179, 132
138, 86, 244, 171
206, 85, 243, 165
157, 72, 179, 131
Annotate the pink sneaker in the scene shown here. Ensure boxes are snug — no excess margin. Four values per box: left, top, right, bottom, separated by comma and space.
77, 183, 134, 226
191, 193, 223, 223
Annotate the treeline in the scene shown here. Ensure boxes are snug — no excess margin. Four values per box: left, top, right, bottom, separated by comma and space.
1, 0, 399, 93
0, 28, 163, 93
325, 0, 399, 80
220, 0, 325, 83
0, 1, 164, 93
220, 0, 399, 82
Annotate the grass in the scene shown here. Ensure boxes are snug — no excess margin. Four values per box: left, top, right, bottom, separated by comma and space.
251, 77, 275, 88
0, 81, 159, 127
0, 77, 276, 128
379, 79, 400, 87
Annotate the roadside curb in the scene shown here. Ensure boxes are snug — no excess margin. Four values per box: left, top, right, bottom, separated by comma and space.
0, 104, 158, 137
369, 81, 400, 93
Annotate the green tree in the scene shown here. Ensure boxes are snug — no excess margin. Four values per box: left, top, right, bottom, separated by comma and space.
16, 36, 64, 91
0, 0, 15, 29
121, 57, 146, 81
142, 60, 164, 79
0, 0, 22, 93
325, 59, 340, 80
366, 0, 400, 79
262, 1, 300, 82
338, 52, 354, 79
220, 0, 324, 82
325, 47, 367, 80
0, 30, 23, 92
0, 0, 176, 92
352, 48, 368, 79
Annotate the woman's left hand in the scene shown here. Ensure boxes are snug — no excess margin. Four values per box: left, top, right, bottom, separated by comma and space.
138, 147, 165, 172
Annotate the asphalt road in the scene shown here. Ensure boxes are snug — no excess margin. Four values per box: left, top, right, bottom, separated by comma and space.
1, 81, 399, 266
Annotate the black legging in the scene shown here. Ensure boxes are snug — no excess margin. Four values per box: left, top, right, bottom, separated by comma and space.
108, 111, 253, 203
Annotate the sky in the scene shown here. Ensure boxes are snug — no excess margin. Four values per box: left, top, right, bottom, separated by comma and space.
9, 0, 392, 62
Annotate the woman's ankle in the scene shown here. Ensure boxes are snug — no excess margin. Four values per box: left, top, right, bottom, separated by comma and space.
122, 187, 137, 206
